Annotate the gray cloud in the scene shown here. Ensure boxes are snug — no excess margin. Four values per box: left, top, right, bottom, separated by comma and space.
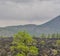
0, 0, 60, 26
0, 0, 33, 3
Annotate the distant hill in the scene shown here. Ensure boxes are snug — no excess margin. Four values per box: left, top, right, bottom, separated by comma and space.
0, 15, 60, 37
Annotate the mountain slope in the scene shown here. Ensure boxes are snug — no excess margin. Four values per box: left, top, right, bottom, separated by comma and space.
35, 15, 60, 34
0, 16, 60, 36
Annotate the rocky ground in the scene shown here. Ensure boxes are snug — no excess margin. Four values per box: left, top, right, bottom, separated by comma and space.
0, 37, 60, 56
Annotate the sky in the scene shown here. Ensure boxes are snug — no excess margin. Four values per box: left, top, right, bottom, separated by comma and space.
0, 0, 60, 27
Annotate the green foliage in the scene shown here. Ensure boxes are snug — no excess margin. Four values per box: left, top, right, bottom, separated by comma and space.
47, 34, 51, 38
11, 31, 38, 56
56, 40, 60, 46
40, 40, 46, 45
0, 36, 8, 38
13, 31, 33, 45
40, 33, 60, 38
56, 33, 60, 38
40, 33, 46, 38
51, 33, 60, 38
51, 33, 56, 38
52, 49, 58, 55
16, 53, 25, 56
29, 46, 38, 55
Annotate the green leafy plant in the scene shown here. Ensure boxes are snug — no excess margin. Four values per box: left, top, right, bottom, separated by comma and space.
11, 31, 38, 56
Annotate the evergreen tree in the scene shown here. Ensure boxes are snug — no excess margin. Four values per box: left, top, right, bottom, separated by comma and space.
51, 33, 56, 38
47, 34, 51, 38
40, 33, 46, 38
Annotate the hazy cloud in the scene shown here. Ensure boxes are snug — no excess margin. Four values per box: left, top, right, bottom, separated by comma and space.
0, 0, 60, 26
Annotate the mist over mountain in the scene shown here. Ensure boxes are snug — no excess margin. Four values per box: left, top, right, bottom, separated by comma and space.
0, 15, 60, 37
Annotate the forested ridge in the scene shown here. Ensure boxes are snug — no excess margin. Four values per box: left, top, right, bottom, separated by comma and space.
0, 31, 60, 56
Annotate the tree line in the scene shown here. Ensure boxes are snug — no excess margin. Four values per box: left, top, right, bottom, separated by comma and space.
40, 33, 60, 38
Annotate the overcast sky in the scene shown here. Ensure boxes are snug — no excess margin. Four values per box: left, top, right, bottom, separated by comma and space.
0, 0, 60, 27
